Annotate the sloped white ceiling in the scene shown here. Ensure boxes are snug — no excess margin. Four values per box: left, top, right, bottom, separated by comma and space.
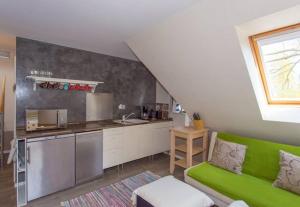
0, 0, 199, 60
128, 0, 300, 145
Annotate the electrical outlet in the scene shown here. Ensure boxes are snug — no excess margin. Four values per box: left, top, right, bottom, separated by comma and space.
118, 104, 126, 110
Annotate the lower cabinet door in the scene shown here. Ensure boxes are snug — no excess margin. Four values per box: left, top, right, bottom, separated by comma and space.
123, 125, 140, 162
152, 127, 171, 154
27, 135, 75, 201
103, 149, 123, 169
138, 125, 153, 157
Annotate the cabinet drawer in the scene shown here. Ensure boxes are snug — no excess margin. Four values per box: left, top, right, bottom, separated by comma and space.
103, 134, 123, 150
103, 127, 123, 136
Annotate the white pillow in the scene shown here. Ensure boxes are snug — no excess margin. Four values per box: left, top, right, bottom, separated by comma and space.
228, 201, 249, 207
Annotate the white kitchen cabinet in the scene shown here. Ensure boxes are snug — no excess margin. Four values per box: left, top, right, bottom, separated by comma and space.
103, 121, 173, 169
152, 126, 171, 154
139, 124, 154, 157
148, 122, 173, 155
103, 149, 123, 169
103, 127, 124, 169
123, 125, 142, 162
160, 127, 171, 152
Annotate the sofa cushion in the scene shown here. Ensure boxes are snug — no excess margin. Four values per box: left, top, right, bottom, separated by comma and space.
273, 150, 300, 195
209, 138, 247, 174
217, 132, 300, 181
188, 163, 300, 207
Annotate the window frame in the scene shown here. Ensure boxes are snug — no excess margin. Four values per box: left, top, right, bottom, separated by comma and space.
249, 23, 300, 105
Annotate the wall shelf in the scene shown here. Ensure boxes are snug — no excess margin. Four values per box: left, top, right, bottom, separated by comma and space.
25, 76, 104, 93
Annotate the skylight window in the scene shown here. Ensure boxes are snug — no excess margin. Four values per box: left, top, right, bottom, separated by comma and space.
249, 23, 300, 105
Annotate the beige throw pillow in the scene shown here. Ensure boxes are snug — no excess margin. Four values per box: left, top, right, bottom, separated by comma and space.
273, 150, 300, 195
209, 138, 247, 174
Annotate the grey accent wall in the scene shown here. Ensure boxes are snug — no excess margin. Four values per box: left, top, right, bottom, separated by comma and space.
16, 38, 156, 126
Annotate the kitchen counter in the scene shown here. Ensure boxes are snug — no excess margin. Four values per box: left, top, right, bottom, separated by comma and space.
16, 119, 173, 139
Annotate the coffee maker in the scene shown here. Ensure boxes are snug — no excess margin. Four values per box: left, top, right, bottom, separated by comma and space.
141, 103, 169, 120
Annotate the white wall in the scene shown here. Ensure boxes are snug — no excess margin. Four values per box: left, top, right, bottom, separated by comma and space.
236, 6, 300, 124
156, 81, 186, 126
0, 33, 16, 132
156, 81, 171, 104
128, 0, 300, 145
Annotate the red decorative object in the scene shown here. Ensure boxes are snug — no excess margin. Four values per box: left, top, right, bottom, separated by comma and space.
69, 84, 92, 91
39, 82, 93, 92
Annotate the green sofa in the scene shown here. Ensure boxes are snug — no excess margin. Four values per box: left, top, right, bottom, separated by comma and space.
184, 132, 300, 207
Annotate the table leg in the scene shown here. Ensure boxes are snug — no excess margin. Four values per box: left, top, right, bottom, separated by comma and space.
170, 130, 175, 174
186, 136, 193, 168
202, 131, 208, 162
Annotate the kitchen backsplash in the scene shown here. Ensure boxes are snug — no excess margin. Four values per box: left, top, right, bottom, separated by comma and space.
16, 38, 156, 126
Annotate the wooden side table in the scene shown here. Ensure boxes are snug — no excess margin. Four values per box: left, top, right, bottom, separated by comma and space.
170, 127, 208, 174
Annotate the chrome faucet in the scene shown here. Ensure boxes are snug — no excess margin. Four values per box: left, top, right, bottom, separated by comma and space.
122, 113, 135, 122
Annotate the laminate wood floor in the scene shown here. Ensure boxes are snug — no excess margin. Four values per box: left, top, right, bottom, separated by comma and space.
0, 154, 184, 207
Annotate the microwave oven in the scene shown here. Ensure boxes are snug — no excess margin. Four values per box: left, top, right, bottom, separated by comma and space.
26, 109, 68, 131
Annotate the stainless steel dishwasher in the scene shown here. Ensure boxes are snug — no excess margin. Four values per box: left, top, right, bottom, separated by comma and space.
75, 130, 103, 184
27, 134, 75, 201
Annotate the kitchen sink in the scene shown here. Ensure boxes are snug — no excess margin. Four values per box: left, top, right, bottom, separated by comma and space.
113, 119, 150, 125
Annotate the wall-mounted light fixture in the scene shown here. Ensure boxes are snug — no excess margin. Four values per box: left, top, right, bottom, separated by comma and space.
0, 50, 10, 59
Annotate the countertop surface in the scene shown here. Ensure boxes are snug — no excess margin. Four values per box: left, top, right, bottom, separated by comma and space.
17, 119, 173, 139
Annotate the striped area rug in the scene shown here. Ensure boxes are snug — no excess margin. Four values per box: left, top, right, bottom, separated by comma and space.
62, 171, 160, 207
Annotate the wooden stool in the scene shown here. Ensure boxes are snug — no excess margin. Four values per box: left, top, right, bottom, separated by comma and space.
170, 127, 208, 174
